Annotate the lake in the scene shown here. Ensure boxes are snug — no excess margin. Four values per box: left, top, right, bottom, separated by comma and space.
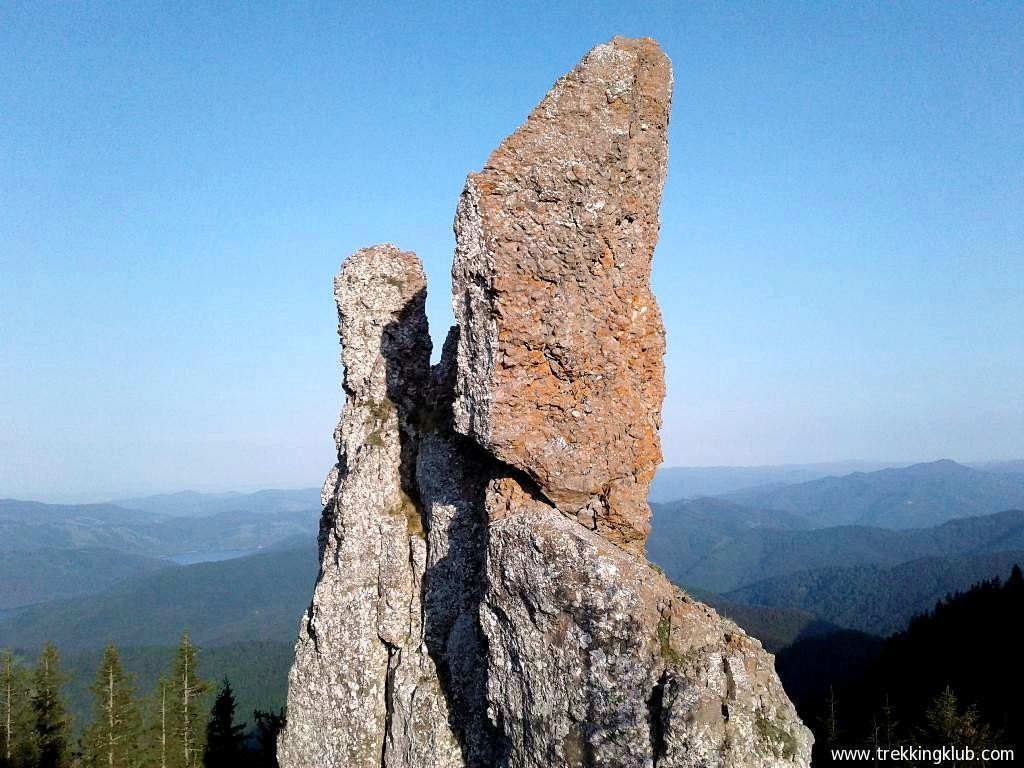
165, 548, 261, 565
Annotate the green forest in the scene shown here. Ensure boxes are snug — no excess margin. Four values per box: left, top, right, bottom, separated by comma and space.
777, 564, 1024, 766
0, 635, 282, 768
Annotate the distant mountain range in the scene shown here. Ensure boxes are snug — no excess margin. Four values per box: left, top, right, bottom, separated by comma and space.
115, 488, 321, 517
4, 460, 1023, 657
648, 461, 908, 502
648, 505, 1024, 593
727, 549, 1024, 636
722, 459, 1024, 528
972, 459, 1024, 477
0, 489, 320, 558
0, 544, 319, 651
651, 458, 1024, 505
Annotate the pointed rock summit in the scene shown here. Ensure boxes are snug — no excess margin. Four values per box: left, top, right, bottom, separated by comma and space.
281, 37, 813, 768
453, 36, 670, 554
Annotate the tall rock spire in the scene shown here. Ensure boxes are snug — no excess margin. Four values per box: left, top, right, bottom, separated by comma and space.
452, 37, 671, 555
280, 37, 813, 768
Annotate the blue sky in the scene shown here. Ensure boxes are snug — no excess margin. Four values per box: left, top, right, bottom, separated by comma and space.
2, 1, 1021, 500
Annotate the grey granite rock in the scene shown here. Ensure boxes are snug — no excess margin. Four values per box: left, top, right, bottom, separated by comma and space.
282, 37, 812, 768
278, 245, 462, 768
479, 500, 812, 767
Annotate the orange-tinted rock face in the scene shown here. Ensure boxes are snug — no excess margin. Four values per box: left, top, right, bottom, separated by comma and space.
452, 37, 672, 554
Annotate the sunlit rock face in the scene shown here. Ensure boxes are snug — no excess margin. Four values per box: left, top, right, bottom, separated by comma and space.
452, 36, 670, 556
280, 37, 812, 768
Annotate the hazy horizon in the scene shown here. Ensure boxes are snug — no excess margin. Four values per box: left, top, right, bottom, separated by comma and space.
7, 456, 1023, 505
3, 3, 1021, 499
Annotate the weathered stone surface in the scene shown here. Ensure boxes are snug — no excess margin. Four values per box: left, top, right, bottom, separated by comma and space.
278, 245, 463, 768
416, 327, 499, 766
452, 36, 671, 554
282, 37, 813, 768
479, 499, 812, 768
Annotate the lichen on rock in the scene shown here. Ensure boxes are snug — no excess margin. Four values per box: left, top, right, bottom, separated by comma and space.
280, 37, 812, 768
278, 244, 463, 768
452, 36, 671, 555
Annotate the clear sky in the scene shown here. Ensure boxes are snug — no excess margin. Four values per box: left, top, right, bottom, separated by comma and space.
2, 1, 1022, 500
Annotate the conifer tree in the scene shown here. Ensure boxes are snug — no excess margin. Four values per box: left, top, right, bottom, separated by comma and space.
250, 709, 284, 768
81, 646, 141, 768
821, 686, 841, 747
166, 635, 210, 768
1, 650, 36, 768
1008, 563, 1023, 591
1, 650, 15, 768
922, 686, 997, 751
202, 680, 245, 768
32, 643, 72, 768
139, 676, 172, 768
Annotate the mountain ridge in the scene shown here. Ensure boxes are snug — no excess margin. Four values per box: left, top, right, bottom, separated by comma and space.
721, 459, 1024, 528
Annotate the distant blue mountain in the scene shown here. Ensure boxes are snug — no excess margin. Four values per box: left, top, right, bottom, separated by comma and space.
115, 487, 321, 517
648, 461, 905, 502
0, 491, 320, 558
727, 549, 1024, 636
649, 502, 1024, 593
722, 459, 1024, 528
0, 544, 319, 651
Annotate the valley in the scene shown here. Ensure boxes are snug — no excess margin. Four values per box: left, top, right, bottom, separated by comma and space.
2, 459, 1022, 754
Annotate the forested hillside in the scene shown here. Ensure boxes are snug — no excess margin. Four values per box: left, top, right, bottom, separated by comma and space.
648, 505, 1024, 593
0, 548, 170, 610
727, 548, 1024, 635
0, 492, 319, 558
0, 545, 318, 651
724, 459, 1024, 528
1, 636, 283, 767
777, 566, 1024, 765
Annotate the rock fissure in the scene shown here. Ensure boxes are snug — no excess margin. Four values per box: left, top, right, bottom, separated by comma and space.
279, 36, 812, 768
647, 671, 669, 765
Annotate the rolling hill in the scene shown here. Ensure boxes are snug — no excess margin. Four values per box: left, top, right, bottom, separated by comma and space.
0, 548, 171, 609
0, 496, 320, 558
726, 549, 1024, 635
723, 459, 1024, 528
648, 461, 904, 502
648, 504, 1024, 592
0, 544, 319, 651
0, 499, 166, 552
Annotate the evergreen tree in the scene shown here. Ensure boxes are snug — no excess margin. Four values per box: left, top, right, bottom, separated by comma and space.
822, 686, 840, 746
1008, 563, 1023, 591
166, 635, 210, 768
202, 680, 244, 768
251, 709, 284, 768
1, 650, 36, 768
1, 650, 15, 768
81, 646, 141, 768
139, 676, 172, 768
32, 643, 72, 768
922, 687, 997, 753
